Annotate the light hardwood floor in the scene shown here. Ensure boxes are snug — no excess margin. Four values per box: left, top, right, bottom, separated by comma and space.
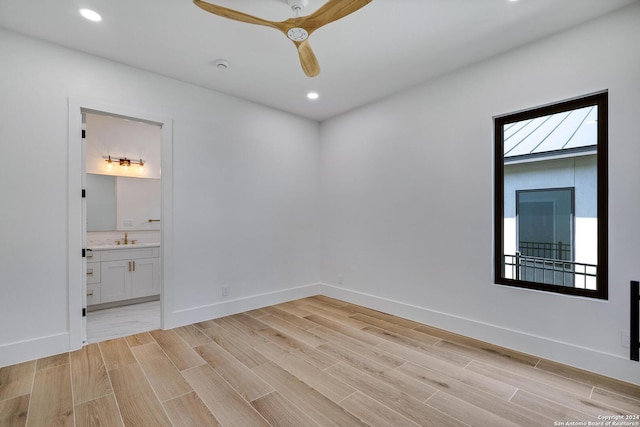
1, 296, 639, 426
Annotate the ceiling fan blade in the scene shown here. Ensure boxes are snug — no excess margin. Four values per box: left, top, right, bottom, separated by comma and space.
299, 0, 372, 34
295, 40, 320, 77
193, 0, 279, 30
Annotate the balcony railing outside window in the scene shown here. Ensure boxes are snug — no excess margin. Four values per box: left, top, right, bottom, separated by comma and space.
503, 253, 597, 290
519, 240, 571, 261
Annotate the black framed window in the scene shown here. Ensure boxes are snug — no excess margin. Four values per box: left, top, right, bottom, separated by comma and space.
494, 92, 608, 299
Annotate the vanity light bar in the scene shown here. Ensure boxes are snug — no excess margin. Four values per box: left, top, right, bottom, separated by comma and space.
104, 155, 145, 167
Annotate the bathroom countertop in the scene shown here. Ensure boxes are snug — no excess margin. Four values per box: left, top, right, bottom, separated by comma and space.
88, 243, 160, 251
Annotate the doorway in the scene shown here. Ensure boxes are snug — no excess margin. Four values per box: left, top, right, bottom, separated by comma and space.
67, 98, 173, 348
84, 111, 162, 343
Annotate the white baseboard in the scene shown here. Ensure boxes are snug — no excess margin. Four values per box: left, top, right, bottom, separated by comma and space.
3, 282, 638, 386
164, 283, 323, 330
0, 332, 71, 368
318, 284, 640, 386
0, 284, 321, 369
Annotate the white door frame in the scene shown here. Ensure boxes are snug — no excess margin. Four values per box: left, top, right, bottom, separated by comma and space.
68, 97, 173, 349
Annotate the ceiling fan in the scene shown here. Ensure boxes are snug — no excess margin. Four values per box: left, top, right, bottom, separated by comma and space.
193, 0, 372, 77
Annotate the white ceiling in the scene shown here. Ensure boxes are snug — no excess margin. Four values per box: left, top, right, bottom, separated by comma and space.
1, 0, 637, 121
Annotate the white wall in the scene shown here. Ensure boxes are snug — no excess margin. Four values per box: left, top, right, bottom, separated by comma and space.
319, 3, 640, 384
0, 28, 321, 366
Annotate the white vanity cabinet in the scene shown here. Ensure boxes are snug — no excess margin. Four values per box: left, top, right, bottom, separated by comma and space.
86, 250, 102, 305
88, 246, 160, 306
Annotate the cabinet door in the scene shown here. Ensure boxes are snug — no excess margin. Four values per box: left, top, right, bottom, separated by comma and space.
130, 257, 160, 298
101, 260, 131, 303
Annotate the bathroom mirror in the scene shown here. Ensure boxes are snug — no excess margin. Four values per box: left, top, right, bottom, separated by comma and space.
86, 173, 160, 231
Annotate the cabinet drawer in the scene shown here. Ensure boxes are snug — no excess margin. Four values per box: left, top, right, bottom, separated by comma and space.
86, 250, 101, 262
100, 247, 160, 262
86, 262, 101, 284
86, 284, 101, 305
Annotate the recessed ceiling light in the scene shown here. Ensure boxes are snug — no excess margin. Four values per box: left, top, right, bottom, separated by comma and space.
307, 92, 319, 100
80, 9, 102, 22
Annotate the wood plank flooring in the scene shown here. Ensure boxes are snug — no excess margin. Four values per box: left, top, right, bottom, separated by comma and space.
1, 296, 639, 426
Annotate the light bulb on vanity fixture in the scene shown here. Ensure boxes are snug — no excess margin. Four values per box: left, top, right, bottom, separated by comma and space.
105, 155, 114, 170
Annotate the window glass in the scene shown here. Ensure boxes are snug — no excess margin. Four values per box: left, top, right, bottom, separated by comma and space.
494, 92, 607, 298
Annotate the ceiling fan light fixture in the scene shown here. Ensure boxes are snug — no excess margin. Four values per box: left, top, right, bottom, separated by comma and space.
287, 27, 309, 42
